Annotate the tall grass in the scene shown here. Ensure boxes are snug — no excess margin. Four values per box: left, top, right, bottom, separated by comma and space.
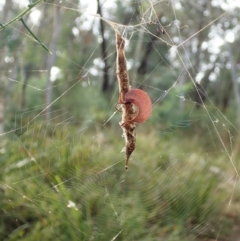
0, 123, 237, 241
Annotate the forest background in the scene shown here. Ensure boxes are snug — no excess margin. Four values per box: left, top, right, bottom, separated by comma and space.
1, 0, 240, 240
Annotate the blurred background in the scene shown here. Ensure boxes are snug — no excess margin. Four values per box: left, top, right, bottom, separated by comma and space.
0, 0, 240, 240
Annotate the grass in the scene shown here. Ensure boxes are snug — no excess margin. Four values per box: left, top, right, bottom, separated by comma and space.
0, 121, 239, 241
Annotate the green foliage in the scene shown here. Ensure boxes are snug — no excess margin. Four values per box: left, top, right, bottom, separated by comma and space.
0, 124, 235, 241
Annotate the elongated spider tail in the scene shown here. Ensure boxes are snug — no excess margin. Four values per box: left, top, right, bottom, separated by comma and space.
125, 155, 131, 170
125, 161, 128, 170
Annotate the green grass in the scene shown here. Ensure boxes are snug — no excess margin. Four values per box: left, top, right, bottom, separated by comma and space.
0, 122, 239, 241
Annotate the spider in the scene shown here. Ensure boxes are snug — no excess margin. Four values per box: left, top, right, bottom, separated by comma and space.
115, 32, 152, 169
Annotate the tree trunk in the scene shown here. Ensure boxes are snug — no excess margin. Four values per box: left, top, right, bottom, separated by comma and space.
225, 41, 240, 124
0, 97, 4, 134
0, 0, 12, 67
192, 0, 209, 106
45, 5, 63, 121
131, 30, 144, 87
97, 0, 110, 93
138, 33, 158, 76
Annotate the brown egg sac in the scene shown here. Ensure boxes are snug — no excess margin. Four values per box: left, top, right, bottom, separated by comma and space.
124, 89, 152, 123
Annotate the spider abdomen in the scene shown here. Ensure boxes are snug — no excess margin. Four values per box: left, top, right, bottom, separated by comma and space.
124, 89, 152, 123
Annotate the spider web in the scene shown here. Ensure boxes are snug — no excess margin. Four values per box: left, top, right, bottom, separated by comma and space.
1, 0, 240, 240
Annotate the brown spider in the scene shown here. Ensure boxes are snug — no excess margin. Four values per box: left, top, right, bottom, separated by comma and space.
115, 32, 152, 169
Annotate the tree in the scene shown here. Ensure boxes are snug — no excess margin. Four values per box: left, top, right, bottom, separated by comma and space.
45, 4, 63, 121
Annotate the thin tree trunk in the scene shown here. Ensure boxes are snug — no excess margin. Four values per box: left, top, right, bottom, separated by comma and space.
97, 0, 110, 93
0, 97, 4, 134
5, 57, 18, 103
225, 41, 240, 124
21, 62, 32, 109
193, 66, 214, 109
2, 13, 29, 132
138, 33, 158, 76
131, 30, 144, 87
0, 0, 12, 68
193, 1, 208, 73
192, 0, 209, 106
45, 5, 63, 121
221, 78, 232, 111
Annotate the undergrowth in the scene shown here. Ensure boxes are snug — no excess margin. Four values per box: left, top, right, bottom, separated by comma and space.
0, 123, 238, 241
